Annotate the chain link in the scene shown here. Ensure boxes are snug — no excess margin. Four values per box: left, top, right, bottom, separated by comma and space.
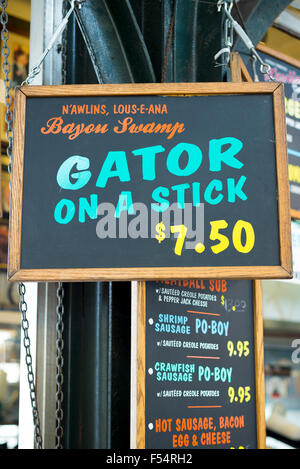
61, 0, 69, 85
55, 282, 65, 449
217, 0, 276, 81
0, 0, 81, 450
54, 0, 70, 449
1, 0, 13, 173
19, 283, 43, 449
1, 0, 76, 449
21, 0, 84, 86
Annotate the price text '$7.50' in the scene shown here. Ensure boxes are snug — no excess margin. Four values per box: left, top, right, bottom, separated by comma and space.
155, 220, 255, 256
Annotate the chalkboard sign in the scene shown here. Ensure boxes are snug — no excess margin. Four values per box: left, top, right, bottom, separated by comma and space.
256, 45, 300, 219
136, 280, 265, 449
9, 83, 292, 281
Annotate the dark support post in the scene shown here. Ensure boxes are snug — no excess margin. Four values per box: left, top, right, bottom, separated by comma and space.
63, 283, 110, 448
61, 0, 224, 449
73, 0, 224, 84
62, 282, 131, 449
233, 0, 294, 58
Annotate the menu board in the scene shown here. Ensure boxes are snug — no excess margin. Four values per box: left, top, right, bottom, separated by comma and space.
8, 83, 291, 281
256, 45, 300, 217
137, 279, 264, 449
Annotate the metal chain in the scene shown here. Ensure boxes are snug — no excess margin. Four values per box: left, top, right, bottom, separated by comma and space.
217, 0, 276, 81
54, 0, 70, 449
1, 0, 13, 174
55, 282, 65, 449
22, 0, 85, 86
19, 283, 43, 449
1, 0, 82, 449
214, 0, 234, 67
61, 0, 69, 85
0, 1, 43, 449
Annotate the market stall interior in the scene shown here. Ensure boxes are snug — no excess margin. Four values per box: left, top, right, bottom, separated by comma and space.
0, 0, 300, 450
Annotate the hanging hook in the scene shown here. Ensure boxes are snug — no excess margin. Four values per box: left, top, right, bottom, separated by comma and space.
250, 55, 259, 82
73, 0, 86, 9
217, 0, 225, 12
250, 48, 275, 81
217, 0, 276, 82
215, 1, 234, 67
214, 47, 231, 67
217, 0, 233, 13
22, 0, 79, 85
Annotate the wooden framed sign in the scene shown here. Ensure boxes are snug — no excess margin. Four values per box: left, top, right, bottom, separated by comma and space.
256, 44, 300, 219
9, 83, 292, 281
135, 279, 265, 449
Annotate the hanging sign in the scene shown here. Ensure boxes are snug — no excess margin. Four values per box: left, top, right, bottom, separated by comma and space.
9, 83, 291, 281
135, 279, 265, 449
256, 44, 300, 219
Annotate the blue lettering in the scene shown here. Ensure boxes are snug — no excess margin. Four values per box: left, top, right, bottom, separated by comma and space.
96, 151, 130, 188
167, 143, 202, 176
209, 137, 244, 171
132, 145, 165, 181
54, 199, 75, 224
57, 155, 91, 190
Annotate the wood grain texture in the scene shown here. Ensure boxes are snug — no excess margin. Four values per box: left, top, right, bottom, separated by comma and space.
8, 88, 26, 279
19, 82, 279, 97
253, 280, 266, 449
273, 84, 293, 276
136, 281, 146, 449
7, 265, 292, 282
230, 53, 243, 83
230, 52, 253, 83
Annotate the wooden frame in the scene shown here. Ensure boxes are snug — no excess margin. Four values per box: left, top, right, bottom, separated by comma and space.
9, 82, 292, 281
230, 52, 253, 83
257, 43, 300, 221
135, 279, 266, 449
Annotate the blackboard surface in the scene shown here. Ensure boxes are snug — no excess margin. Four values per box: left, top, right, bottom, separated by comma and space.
255, 46, 300, 216
9, 84, 291, 280
144, 279, 257, 449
